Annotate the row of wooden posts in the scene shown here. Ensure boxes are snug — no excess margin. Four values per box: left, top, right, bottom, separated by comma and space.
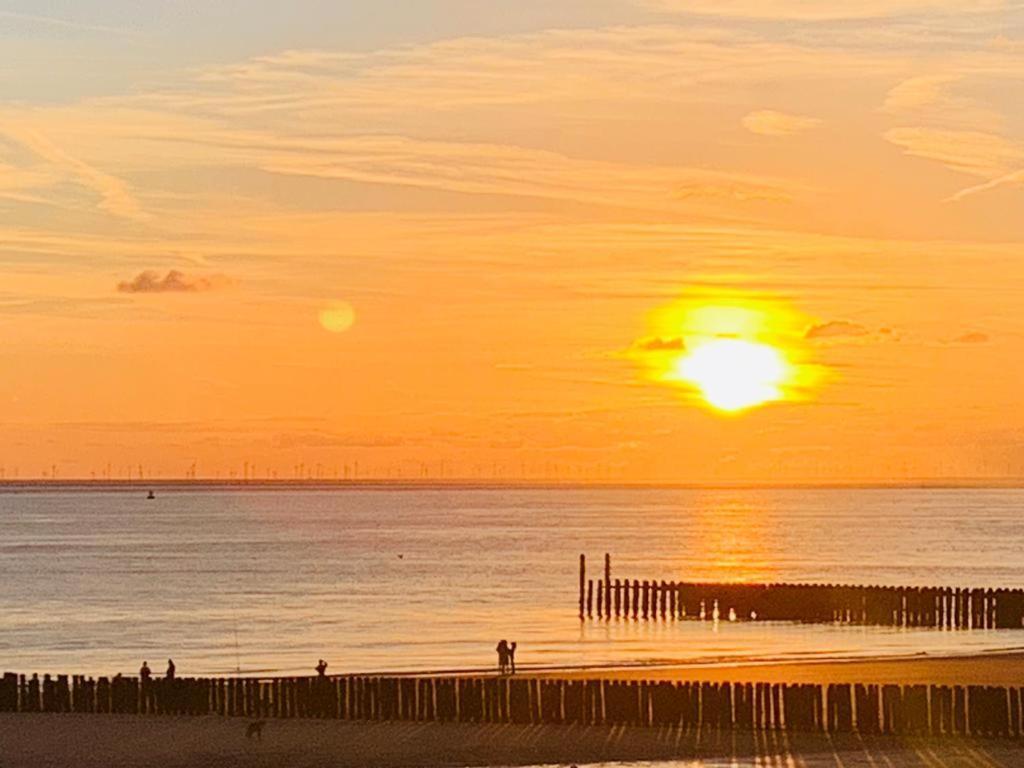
579, 554, 1024, 629
4, 671, 1024, 738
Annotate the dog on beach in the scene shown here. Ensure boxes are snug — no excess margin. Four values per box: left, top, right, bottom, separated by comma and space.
245, 720, 266, 741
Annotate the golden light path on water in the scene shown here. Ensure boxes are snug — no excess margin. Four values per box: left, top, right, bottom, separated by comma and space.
635, 295, 822, 413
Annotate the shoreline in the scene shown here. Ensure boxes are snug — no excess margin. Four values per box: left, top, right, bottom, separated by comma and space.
19, 646, 1024, 682
528, 648, 1024, 686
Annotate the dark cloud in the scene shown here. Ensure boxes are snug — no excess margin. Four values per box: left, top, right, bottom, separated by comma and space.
117, 269, 232, 294
953, 331, 989, 344
634, 336, 685, 351
805, 320, 870, 339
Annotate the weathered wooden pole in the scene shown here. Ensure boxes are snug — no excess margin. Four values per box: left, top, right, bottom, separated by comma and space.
604, 553, 612, 619
579, 554, 586, 618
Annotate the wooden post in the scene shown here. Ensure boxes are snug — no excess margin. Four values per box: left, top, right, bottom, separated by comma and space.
26, 674, 40, 712
579, 554, 586, 618
57, 674, 71, 713
0, 673, 16, 712
604, 553, 612, 619
586, 579, 594, 618
42, 674, 54, 712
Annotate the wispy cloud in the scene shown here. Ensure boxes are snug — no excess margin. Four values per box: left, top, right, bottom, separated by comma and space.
272, 431, 412, 449
884, 74, 962, 111
635, 0, 1006, 20
41, 119, 800, 214
884, 126, 1024, 177
742, 110, 822, 137
0, 10, 135, 36
153, 26, 904, 120
946, 167, 1024, 201
2, 125, 145, 219
882, 73, 1002, 131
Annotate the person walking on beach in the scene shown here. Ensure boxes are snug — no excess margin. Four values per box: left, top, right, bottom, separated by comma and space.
315, 659, 328, 677
139, 661, 151, 682
166, 658, 176, 680
508, 642, 517, 675
496, 639, 509, 675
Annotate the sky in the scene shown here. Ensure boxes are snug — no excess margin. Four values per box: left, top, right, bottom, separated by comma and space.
3, 1, 1024, 483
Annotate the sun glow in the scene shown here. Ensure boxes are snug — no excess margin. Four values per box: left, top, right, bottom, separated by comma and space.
635, 294, 821, 414
676, 339, 789, 412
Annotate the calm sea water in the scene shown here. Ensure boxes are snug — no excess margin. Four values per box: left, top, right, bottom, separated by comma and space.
3, 487, 1024, 677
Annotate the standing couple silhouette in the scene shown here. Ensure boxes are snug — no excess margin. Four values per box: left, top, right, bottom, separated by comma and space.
495, 639, 517, 675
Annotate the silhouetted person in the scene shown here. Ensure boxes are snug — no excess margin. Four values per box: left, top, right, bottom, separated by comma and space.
315, 659, 328, 677
496, 639, 509, 675
139, 661, 151, 682
508, 642, 517, 674
166, 658, 176, 680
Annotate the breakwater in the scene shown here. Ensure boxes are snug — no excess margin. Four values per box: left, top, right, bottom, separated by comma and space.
578, 554, 1024, 628
2, 671, 1024, 739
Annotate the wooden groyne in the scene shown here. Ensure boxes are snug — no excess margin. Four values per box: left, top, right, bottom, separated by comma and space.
3, 671, 1024, 739
578, 554, 1024, 629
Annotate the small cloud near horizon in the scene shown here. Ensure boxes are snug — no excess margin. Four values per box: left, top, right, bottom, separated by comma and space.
634, 336, 685, 351
952, 331, 989, 344
117, 269, 233, 294
805, 320, 871, 339
742, 110, 822, 137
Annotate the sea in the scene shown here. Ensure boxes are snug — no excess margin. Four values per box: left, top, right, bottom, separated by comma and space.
3, 486, 1024, 678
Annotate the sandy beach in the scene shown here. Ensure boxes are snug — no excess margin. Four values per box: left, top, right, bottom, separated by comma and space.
5, 653, 1024, 767
3, 712, 1024, 768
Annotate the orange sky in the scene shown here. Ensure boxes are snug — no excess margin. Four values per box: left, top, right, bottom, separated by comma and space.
3, 2, 1024, 482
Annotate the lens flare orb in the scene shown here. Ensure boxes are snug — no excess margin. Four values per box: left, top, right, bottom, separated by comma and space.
318, 301, 356, 333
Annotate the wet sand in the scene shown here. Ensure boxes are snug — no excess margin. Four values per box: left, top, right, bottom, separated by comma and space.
2, 713, 1024, 768
532, 649, 1024, 686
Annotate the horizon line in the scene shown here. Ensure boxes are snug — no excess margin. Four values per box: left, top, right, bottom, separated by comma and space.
3, 477, 1024, 492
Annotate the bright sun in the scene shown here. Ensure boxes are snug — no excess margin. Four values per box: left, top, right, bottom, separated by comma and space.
675, 338, 789, 412
635, 297, 821, 415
